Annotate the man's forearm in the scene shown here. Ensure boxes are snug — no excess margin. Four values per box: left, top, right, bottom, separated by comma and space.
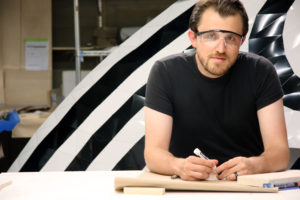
144, 148, 184, 176
256, 98, 289, 173
252, 147, 290, 173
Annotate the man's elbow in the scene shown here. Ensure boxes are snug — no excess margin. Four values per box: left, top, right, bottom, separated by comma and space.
144, 148, 155, 171
274, 146, 290, 171
281, 147, 290, 170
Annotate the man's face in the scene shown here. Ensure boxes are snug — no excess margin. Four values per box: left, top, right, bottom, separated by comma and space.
188, 7, 244, 78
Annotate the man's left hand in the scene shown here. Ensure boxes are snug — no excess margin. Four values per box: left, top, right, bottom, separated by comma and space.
214, 156, 257, 181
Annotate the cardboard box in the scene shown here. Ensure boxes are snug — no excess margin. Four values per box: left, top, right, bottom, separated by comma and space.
21, 0, 52, 70
4, 69, 51, 106
0, 70, 4, 104
0, 0, 52, 105
12, 112, 50, 138
0, 6, 2, 70
0, 9, 3, 104
0, 0, 52, 70
0, 0, 21, 69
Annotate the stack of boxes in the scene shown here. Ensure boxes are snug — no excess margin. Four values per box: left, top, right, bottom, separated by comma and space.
0, 0, 52, 106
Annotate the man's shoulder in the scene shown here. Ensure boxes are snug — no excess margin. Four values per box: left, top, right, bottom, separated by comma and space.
157, 50, 195, 66
238, 51, 271, 64
236, 52, 277, 77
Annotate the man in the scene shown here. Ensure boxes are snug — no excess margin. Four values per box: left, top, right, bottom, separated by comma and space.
144, 0, 289, 181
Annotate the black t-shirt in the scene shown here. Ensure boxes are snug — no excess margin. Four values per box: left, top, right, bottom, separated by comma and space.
145, 50, 283, 164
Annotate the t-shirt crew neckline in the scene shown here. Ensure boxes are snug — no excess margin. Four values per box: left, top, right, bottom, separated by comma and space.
190, 54, 232, 84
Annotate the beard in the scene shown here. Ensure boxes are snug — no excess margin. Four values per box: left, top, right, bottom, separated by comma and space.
196, 52, 233, 78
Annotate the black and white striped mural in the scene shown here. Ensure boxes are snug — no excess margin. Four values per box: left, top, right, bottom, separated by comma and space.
9, 0, 300, 172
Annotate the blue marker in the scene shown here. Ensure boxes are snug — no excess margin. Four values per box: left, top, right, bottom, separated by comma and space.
263, 181, 300, 190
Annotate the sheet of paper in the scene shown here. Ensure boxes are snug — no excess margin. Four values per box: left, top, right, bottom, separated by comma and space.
25, 39, 49, 71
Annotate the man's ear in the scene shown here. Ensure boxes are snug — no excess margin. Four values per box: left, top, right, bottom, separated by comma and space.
188, 30, 197, 48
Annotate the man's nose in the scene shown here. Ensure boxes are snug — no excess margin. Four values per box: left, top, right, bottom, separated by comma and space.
215, 38, 226, 53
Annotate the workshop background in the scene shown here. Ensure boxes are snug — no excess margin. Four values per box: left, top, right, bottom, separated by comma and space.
0, 0, 299, 172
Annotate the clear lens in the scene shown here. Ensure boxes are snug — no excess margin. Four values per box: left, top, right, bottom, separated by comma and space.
198, 30, 242, 48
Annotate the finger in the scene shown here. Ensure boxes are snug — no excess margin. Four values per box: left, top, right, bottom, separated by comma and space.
185, 160, 213, 175
191, 163, 213, 174
226, 173, 237, 181
215, 157, 239, 174
217, 164, 239, 180
180, 166, 211, 181
189, 170, 211, 180
219, 166, 249, 181
180, 175, 198, 181
184, 160, 211, 176
188, 156, 218, 169
185, 158, 218, 179
225, 169, 248, 181
215, 159, 236, 171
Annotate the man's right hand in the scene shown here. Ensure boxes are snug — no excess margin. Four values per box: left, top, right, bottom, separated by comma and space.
178, 156, 218, 181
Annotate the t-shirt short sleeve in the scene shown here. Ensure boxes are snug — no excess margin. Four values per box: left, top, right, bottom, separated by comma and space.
145, 60, 173, 116
255, 56, 283, 110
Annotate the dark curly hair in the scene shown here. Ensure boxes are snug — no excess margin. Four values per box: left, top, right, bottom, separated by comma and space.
189, 0, 249, 36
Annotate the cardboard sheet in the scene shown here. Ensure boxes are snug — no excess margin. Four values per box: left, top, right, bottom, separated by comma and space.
114, 171, 278, 193
237, 170, 300, 187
